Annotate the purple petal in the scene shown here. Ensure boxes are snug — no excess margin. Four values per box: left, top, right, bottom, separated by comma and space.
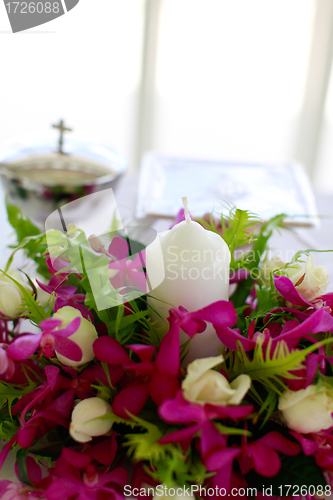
205, 446, 240, 472
45, 365, 61, 391
159, 423, 202, 446
62, 448, 91, 468
45, 390, 75, 419
112, 384, 150, 419
26, 456, 42, 486
54, 316, 81, 338
259, 431, 300, 456
215, 326, 256, 351
192, 300, 238, 327
158, 392, 205, 423
126, 269, 147, 292
45, 479, 82, 500
229, 268, 251, 284
289, 431, 319, 455
108, 236, 129, 261
55, 336, 82, 362
206, 404, 254, 420
0, 348, 9, 375
155, 324, 180, 376
93, 337, 132, 365
273, 308, 327, 348
200, 420, 227, 464
126, 344, 156, 362
250, 441, 281, 477
40, 318, 63, 331
274, 275, 313, 308
129, 252, 146, 270
7, 333, 42, 360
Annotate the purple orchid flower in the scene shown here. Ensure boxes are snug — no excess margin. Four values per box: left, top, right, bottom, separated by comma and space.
0, 389, 75, 470
93, 337, 179, 418
0, 345, 15, 380
200, 419, 241, 492
107, 236, 147, 294
0, 455, 47, 498
37, 279, 92, 322
159, 391, 253, 450
44, 443, 127, 500
274, 274, 328, 309
155, 301, 237, 377
238, 430, 300, 477
7, 316, 82, 362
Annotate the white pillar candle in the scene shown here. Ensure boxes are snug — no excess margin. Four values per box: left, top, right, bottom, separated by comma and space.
146, 198, 231, 363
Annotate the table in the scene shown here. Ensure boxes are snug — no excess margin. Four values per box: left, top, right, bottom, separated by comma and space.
1, 174, 333, 276
0, 174, 333, 484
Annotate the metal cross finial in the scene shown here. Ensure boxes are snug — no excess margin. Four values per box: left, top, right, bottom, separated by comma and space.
52, 119, 72, 154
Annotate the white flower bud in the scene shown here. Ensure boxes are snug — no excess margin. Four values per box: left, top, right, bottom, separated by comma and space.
279, 383, 333, 433
259, 256, 285, 287
285, 255, 329, 302
69, 397, 112, 443
53, 306, 98, 367
182, 355, 251, 406
0, 271, 28, 318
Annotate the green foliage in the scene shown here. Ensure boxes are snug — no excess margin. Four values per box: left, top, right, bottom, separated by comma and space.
231, 214, 287, 308
0, 420, 18, 441
0, 377, 38, 417
226, 337, 333, 394
125, 415, 174, 462
220, 206, 261, 256
6, 200, 50, 278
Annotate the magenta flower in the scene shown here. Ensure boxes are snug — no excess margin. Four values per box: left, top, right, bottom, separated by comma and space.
93, 337, 179, 418
156, 301, 238, 376
0, 345, 15, 380
7, 316, 82, 361
107, 236, 146, 294
238, 431, 300, 477
44, 443, 127, 500
200, 419, 241, 492
159, 391, 253, 450
37, 278, 92, 321
274, 274, 331, 310
0, 455, 48, 499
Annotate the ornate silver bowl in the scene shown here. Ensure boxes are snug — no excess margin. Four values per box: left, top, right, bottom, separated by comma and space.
0, 121, 127, 225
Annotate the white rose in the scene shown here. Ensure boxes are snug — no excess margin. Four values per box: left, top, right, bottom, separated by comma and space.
53, 306, 97, 367
69, 397, 112, 443
0, 271, 29, 318
285, 255, 329, 302
182, 355, 251, 405
278, 383, 333, 433
259, 256, 285, 287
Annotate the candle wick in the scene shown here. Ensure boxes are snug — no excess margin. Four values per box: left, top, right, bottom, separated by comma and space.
182, 197, 191, 223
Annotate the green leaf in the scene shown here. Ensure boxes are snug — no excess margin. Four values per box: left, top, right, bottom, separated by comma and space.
221, 206, 261, 257
28, 427, 70, 460
0, 421, 18, 441
227, 337, 333, 394
0, 377, 38, 417
16, 449, 32, 486
6, 200, 50, 278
